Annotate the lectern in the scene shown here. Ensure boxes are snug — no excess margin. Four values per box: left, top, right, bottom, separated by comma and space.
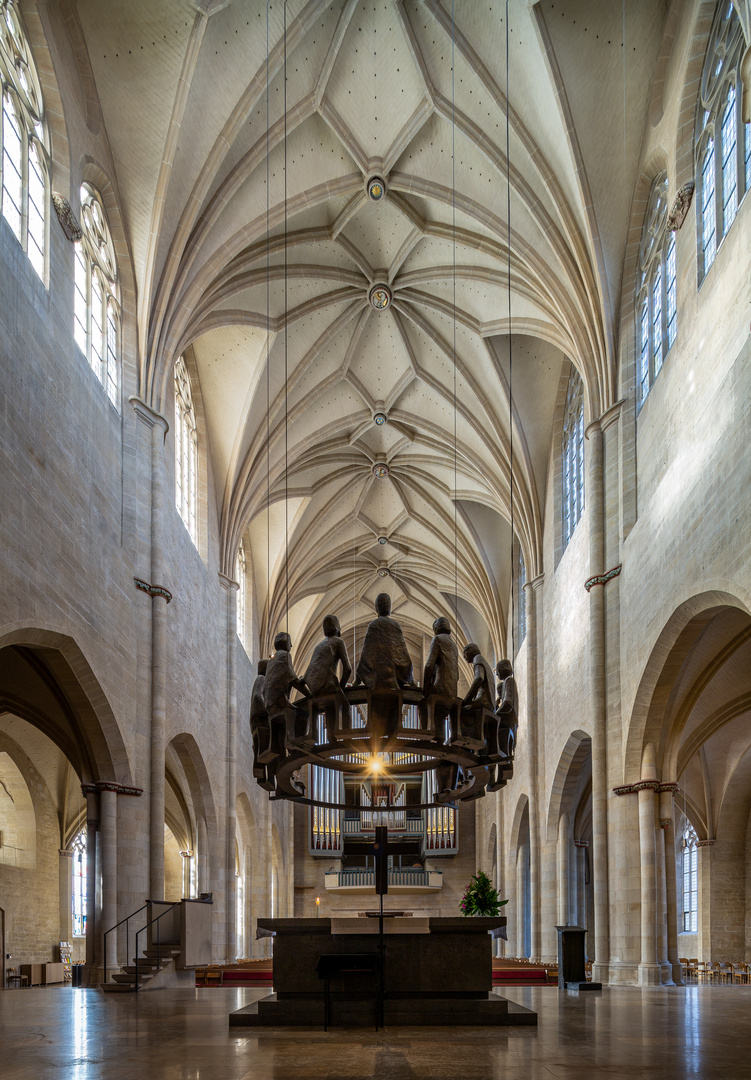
555, 925, 601, 991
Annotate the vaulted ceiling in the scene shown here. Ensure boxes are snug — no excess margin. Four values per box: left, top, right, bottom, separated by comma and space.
73, 0, 670, 666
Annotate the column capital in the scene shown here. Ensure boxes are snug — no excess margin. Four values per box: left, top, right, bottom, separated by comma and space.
59, 848, 74, 857
218, 573, 240, 592
585, 398, 626, 439
129, 395, 169, 436
523, 573, 544, 593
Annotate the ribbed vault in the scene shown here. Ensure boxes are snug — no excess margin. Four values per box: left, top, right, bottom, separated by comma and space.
75, 0, 671, 666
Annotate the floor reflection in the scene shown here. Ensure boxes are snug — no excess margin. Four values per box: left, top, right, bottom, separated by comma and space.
1, 985, 751, 1079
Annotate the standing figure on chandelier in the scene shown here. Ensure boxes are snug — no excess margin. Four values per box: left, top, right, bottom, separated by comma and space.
304, 614, 352, 743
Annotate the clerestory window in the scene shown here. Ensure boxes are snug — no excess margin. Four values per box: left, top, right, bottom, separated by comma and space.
0, 0, 48, 280
74, 183, 120, 407
174, 356, 198, 545
562, 368, 584, 550
695, 1, 751, 282
515, 545, 526, 651
236, 543, 247, 648
637, 173, 677, 407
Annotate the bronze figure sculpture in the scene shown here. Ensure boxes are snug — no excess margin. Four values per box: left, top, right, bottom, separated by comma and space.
354, 593, 415, 691
304, 614, 352, 743
261, 632, 310, 763
423, 616, 460, 796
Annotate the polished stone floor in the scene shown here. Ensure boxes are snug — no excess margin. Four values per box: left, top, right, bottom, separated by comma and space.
2, 985, 751, 1079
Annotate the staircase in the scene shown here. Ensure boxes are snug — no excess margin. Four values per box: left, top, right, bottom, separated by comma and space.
102, 945, 183, 993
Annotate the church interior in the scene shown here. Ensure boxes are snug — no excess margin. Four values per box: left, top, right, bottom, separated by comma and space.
2, 0, 751, 1074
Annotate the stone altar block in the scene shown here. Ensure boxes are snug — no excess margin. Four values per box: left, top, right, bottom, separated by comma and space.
229, 917, 537, 1027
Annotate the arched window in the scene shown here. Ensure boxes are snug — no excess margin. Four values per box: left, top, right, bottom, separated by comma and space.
0, 0, 48, 280
74, 183, 120, 406
236, 543, 247, 647
562, 368, 584, 549
515, 545, 526, 650
696, 1, 750, 281
637, 173, 677, 406
71, 828, 87, 937
174, 356, 197, 544
681, 822, 698, 933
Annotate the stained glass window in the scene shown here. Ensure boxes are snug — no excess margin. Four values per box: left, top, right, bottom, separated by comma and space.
71, 829, 87, 938
236, 544, 247, 647
515, 546, 526, 649
682, 823, 698, 934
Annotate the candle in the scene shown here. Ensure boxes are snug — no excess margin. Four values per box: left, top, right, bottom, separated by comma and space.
316, 897, 320, 917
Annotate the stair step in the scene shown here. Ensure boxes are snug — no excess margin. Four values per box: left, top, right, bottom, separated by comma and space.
122, 963, 169, 976
127, 956, 172, 969
112, 971, 153, 984
144, 947, 180, 957
102, 983, 136, 993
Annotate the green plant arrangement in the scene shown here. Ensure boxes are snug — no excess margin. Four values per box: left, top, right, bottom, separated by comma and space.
459, 870, 509, 916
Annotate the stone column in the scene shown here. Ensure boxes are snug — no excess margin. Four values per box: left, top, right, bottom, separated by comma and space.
100, 787, 118, 975
197, 815, 209, 894
585, 418, 610, 981
516, 845, 526, 957
130, 398, 170, 902
219, 573, 239, 962
637, 743, 661, 985
84, 789, 99, 983
579, 848, 587, 928
660, 788, 681, 984
557, 812, 570, 925
523, 574, 544, 961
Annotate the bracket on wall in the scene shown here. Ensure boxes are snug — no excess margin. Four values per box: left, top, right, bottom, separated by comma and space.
81, 781, 143, 797
51, 193, 83, 242
613, 781, 679, 796
134, 577, 172, 603
584, 564, 622, 592
667, 182, 695, 231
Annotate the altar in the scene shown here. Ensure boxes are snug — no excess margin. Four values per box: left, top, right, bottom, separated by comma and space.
229, 917, 537, 1027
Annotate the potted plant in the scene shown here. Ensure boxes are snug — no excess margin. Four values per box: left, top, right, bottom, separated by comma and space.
459, 871, 508, 916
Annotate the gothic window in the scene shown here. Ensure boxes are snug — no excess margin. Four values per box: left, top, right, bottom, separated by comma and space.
515, 546, 526, 650
696, 1, 750, 282
562, 368, 584, 550
681, 822, 698, 933
174, 356, 198, 544
75, 183, 120, 406
637, 173, 677, 407
236, 543, 247, 647
71, 828, 87, 937
0, 0, 48, 280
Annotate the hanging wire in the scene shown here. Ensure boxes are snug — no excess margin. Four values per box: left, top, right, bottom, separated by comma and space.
452, 1, 458, 627
506, 0, 514, 661
283, 0, 289, 632
265, 0, 271, 655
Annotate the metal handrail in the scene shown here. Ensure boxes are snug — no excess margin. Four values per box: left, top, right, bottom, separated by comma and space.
134, 902, 179, 992
103, 903, 148, 987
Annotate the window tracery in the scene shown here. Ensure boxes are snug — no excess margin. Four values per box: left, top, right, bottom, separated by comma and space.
74, 183, 120, 406
637, 173, 677, 407
562, 368, 584, 550
236, 543, 247, 648
696, 1, 751, 281
681, 822, 698, 934
0, 0, 48, 280
174, 356, 198, 545
515, 546, 526, 650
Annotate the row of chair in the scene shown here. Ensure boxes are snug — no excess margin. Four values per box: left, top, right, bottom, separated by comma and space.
680, 958, 750, 983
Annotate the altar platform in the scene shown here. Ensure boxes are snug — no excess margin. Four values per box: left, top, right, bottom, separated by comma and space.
229, 917, 537, 1028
